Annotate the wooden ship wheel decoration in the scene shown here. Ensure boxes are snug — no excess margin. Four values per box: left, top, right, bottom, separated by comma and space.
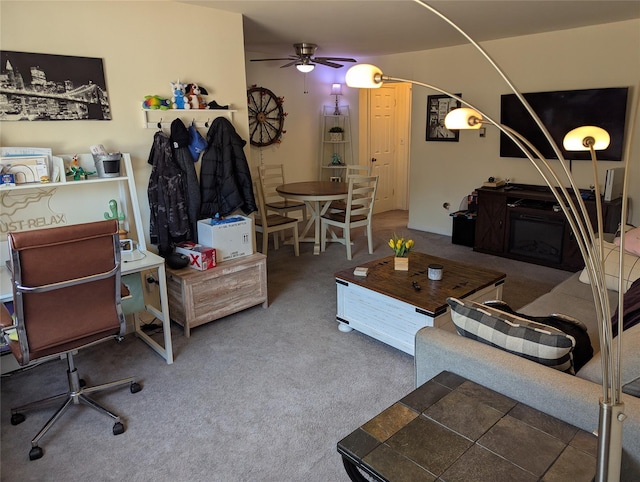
247, 86, 287, 147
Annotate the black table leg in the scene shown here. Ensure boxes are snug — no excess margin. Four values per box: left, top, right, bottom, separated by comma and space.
342, 456, 375, 482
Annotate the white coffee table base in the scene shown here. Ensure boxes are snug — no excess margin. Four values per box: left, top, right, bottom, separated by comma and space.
336, 280, 503, 356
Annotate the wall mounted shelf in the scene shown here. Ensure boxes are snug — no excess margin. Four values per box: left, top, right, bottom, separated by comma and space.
141, 108, 236, 129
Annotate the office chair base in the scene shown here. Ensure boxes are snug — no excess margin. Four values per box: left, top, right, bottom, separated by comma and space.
10, 353, 142, 460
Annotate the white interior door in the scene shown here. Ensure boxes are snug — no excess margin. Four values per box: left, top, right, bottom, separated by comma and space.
355, 83, 410, 214
369, 86, 396, 213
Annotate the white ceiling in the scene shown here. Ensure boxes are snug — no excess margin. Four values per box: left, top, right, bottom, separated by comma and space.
180, 0, 640, 62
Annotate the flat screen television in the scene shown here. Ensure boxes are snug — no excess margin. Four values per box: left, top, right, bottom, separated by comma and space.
500, 87, 629, 161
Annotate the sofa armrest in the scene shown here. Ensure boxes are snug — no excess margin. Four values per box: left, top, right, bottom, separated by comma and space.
414, 326, 640, 480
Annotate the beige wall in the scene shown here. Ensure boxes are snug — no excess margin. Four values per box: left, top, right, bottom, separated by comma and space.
1, 1, 249, 248
244, 53, 360, 182
363, 19, 640, 233
3, 2, 639, 244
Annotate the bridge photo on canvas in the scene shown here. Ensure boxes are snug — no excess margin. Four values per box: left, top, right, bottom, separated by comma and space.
0, 51, 111, 121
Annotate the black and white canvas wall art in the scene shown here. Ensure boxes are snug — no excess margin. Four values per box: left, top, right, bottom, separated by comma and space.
426, 94, 461, 142
0, 51, 111, 121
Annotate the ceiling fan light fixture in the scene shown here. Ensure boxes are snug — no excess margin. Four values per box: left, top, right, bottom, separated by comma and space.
296, 62, 315, 73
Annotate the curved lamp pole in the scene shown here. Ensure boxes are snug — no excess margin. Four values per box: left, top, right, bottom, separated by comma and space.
345, 1, 637, 479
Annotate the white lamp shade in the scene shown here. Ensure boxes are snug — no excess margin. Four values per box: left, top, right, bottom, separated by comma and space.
563, 126, 611, 151
331, 83, 343, 96
444, 108, 483, 130
296, 63, 315, 73
345, 64, 383, 88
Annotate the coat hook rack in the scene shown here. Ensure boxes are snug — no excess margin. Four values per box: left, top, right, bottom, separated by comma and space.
141, 107, 236, 128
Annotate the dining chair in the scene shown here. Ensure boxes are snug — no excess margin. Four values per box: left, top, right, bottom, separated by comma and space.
253, 180, 300, 256
329, 164, 372, 212
0, 220, 142, 461
258, 164, 307, 222
320, 175, 378, 260
345, 164, 372, 176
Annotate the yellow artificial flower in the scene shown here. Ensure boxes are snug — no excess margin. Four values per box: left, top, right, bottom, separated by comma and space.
388, 233, 415, 257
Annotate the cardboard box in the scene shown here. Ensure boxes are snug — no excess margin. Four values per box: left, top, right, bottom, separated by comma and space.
175, 242, 217, 271
197, 216, 254, 262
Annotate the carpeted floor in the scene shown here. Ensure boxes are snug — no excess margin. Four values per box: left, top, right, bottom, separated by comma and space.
0, 211, 571, 481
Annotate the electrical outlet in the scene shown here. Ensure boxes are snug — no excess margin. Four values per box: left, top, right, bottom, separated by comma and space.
144, 272, 158, 293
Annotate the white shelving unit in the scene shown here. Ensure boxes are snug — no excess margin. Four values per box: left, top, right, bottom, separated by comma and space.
0, 153, 174, 366
319, 105, 353, 181
141, 108, 236, 129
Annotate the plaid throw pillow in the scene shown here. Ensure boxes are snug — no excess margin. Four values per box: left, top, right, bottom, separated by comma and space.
447, 297, 577, 374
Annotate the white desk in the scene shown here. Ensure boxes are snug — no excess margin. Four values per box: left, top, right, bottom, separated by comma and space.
1, 250, 174, 365
0, 153, 174, 366
122, 251, 174, 364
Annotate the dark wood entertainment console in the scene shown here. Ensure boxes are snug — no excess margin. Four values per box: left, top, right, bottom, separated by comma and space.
474, 184, 622, 271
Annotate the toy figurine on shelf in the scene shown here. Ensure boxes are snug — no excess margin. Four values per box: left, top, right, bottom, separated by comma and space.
104, 199, 128, 235
142, 95, 171, 110
170, 81, 190, 109
330, 153, 344, 166
66, 155, 95, 180
185, 83, 209, 110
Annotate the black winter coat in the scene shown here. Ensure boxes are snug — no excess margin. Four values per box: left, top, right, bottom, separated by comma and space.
200, 117, 256, 218
147, 131, 191, 257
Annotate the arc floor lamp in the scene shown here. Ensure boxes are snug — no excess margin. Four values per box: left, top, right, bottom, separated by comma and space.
346, 1, 637, 480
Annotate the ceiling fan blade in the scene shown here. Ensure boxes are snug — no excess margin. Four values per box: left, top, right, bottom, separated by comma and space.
315, 57, 357, 63
314, 59, 343, 69
250, 57, 296, 62
279, 60, 299, 68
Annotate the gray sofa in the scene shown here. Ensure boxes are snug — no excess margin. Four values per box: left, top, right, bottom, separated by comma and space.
415, 271, 640, 480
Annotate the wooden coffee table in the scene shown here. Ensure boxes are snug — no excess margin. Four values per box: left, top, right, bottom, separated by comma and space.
334, 253, 505, 355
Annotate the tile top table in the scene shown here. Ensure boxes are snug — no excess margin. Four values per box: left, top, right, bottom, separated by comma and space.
338, 371, 598, 482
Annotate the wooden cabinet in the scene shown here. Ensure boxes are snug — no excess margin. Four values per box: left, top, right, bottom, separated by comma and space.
166, 253, 267, 337
474, 184, 623, 271
474, 189, 507, 254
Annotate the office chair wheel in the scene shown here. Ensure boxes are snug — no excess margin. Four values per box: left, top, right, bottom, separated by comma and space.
130, 382, 142, 394
113, 422, 125, 435
29, 446, 43, 461
11, 413, 25, 425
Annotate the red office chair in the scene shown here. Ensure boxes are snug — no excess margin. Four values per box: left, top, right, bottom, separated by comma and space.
0, 220, 142, 460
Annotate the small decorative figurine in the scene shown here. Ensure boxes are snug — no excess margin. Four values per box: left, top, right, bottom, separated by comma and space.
104, 199, 128, 235
185, 83, 209, 110
66, 155, 95, 180
170, 81, 190, 109
331, 153, 343, 166
142, 95, 171, 110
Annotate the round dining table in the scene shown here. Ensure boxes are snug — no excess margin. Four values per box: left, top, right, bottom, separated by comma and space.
276, 181, 349, 255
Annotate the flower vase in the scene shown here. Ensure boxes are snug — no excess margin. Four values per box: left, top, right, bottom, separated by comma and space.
394, 256, 409, 271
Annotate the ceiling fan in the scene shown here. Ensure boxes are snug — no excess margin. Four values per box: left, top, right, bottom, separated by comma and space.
250, 43, 356, 73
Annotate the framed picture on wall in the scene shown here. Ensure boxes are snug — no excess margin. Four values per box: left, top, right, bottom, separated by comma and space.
0, 51, 111, 121
426, 94, 461, 142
